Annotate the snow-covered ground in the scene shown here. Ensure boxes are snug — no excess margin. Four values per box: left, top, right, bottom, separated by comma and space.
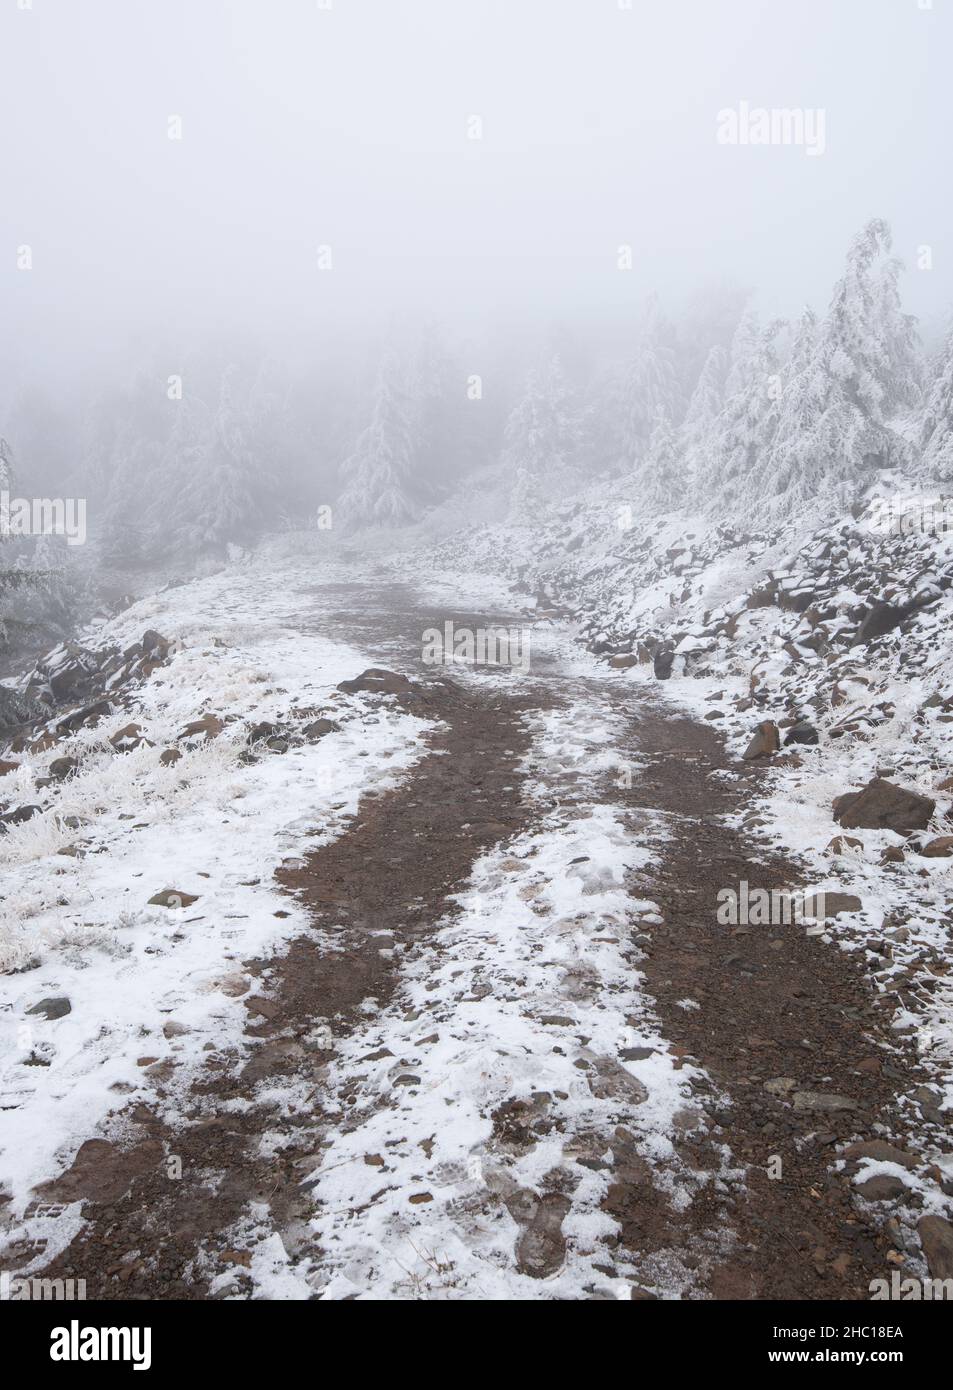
0, 557, 432, 1228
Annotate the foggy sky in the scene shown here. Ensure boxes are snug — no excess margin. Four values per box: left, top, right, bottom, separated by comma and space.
1, 0, 951, 392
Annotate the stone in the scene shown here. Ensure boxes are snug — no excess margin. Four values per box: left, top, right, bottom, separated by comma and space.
148, 889, 200, 908
178, 714, 225, 741
920, 836, 953, 858
825, 835, 864, 855
2, 804, 42, 827
853, 601, 908, 646
784, 722, 819, 746
917, 1215, 953, 1281
792, 1091, 856, 1113
337, 669, 412, 696
856, 1174, 907, 1201
110, 723, 150, 751
303, 718, 340, 740
48, 756, 78, 781
653, 648, 674, 680
609, 654, 639, 669
159, 748, 182, 767
841, 1140, 918, 1170
742, 720, 780, 760
26, 996, 71, 1020
832, 778, 935, 832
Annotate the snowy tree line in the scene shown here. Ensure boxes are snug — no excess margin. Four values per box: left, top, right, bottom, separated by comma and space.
2, 218, 953, 650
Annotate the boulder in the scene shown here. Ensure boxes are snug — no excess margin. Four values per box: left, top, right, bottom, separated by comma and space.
920, 836, 953, 858
26, 996, 71, 1020
917, 1215, 953, 1281
159, 747, 182, 767
742, 721, 780, 761
178, 714, 225, 742
653, 648, 674, 680
784, 722, 819, 746
833, 778, 935, 832
825, 835, 864, 855
148, 889, 200, 908
0, 759, 19, 778
609, 654, 639, 669
856, 1174, 907, 1201
109, 722, 151, 751
1, 804, 42, 827
841, 1140, 918, 1170
853, 601, 908, 646
303, 717, 340, 741
48, 756, 78, 781
337, 668, 412, 696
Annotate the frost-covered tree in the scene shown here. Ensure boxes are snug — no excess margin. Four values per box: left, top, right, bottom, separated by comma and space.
339, 353, 420, 528
502, 355, 580, 516
618, 297, 682, 467
640, 409, 683, 510
707, 319, 785, 514
919, 325, 953, 479
823, 219, 919, 423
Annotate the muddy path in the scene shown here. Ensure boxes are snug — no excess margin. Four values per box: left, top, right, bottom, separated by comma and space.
608, 705, 922, 1299
20, 583, 921, 1299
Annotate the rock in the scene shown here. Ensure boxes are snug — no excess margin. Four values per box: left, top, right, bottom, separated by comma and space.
148, 889, 200, 908
742, 721, 780, 761
920, 836, 953, 858
841, 1140, 918, 1170
587, 1057, 648, 1105
26, 996, 71, 1020
110, 723, 150, 751
48, 756, 78, 781
856, 1174, 908, 1201
816, 892, 863, 918
853, 601, 907, 646
248, 721, 279, 742
880, 846, 905, 864
832, 778, 935, 832
2, 804, 42, 827
178, 714, 224, 742
792, 1091, 856, 1113
825, 835, 864, 855
937, 776, 953, 792
917, 1215, 953, 1281
629, 1286, 659, 1300
0, 759, 19, 777
609, 654, 639, 669
141, 629, 169, 658
784, 722, 819, 746
159, 748, 182, 767
303, 718, 340, 741
653, 649, 674, 680
337, 669, 412, 696
56, 699, 112, 735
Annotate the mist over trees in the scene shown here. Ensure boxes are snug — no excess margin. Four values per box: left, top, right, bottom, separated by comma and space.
1, 218, 950, 653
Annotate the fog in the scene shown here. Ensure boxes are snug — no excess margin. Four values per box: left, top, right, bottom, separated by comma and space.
0, 0, 951, 627
3, 0, 950, 381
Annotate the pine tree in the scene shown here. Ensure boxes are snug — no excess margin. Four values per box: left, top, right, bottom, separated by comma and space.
502, 355, 579, 517
640, 409, 683, 510
339, 353, 420, 528
707, 319, 785, 515
618, 298, 682, 467
920, 325, 953, 479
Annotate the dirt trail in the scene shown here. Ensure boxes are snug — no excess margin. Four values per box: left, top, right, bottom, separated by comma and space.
608, 704, 922, 1299
19, 584, 921, 1299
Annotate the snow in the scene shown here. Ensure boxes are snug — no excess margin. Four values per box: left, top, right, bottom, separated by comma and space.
0, 557, 433, 1229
